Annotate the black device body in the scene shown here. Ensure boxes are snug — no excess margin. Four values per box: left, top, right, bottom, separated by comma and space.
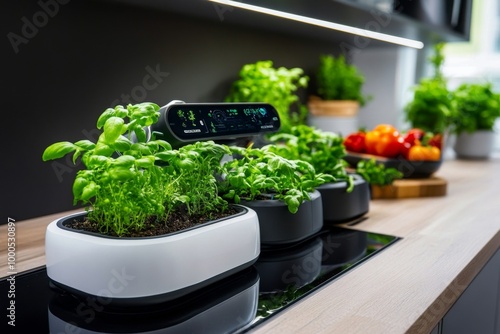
150, 102, 281, 147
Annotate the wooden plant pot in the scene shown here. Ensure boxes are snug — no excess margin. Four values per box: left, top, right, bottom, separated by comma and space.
307, 96, 360, 117
307, 96, 360, 135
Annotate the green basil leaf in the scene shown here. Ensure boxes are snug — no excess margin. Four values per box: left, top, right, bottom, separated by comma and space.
96, 108, 116, 129
103, 117, 125, 144
112, 136, 132, 152
74, 140, 96, 151
111, 155, 135, 168
109, 167, 134, 180
42, 142, 77, 161
135, 156, 155, 168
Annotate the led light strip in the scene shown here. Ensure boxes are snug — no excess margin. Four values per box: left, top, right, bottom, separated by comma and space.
208, 0, 424, 49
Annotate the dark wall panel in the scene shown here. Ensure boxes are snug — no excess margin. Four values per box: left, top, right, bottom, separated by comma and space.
1, 0, 340, 221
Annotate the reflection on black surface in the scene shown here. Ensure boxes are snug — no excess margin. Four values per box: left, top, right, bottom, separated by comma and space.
241, 227, 399, 331
0, 227, 399, 334
48, 267, 259, 334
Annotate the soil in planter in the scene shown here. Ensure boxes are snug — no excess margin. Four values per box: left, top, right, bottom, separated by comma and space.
65, 207, 241, 238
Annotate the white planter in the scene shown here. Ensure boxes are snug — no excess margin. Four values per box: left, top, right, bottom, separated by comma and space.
45, 206, 260, 306
453, 130, 496, 159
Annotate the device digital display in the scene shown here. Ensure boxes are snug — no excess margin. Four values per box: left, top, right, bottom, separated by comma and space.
157, 103, 280, 144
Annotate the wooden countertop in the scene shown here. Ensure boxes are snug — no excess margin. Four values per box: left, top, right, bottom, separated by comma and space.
1, 157, 500, 333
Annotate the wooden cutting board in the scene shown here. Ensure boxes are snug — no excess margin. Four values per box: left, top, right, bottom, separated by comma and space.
371, 177, 447, 199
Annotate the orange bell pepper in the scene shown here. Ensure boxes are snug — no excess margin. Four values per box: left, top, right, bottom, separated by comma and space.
407, 143, 440, 161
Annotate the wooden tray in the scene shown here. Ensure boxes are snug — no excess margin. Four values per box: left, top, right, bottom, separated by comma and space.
371, 177, 447, 199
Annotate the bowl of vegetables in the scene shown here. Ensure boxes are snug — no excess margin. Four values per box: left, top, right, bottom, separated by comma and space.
343, 124, 443, 178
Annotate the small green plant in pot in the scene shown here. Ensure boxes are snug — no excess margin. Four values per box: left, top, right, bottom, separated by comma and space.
218, 145, 334, 245
314, 54, 369, 105
308, 54, 370, 135
405, 43, 453, 135
41, 102, 261, 306
266, 125, 370, 224
451, 82, 500, 159
42, 103, 235, 237
225, 60, 309, 134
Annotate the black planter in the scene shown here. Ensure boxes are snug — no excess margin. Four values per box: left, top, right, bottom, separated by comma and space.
320, 228, 368, 268
316, 174, 370, 224
240, 190, 323, 246
254, 236, 323, 293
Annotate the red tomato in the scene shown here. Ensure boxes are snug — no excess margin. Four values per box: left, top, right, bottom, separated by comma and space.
403, 128, 424, 146
428, 133, 443, 150
398, 136, 412, 159
344, 132, 366, 153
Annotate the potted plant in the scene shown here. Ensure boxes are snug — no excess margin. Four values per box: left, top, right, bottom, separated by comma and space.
225, 60, 309, 135
405, 43, 453, 144
308, 54, 370, 135
218, 145, 333, 246
266, 125, 370, 224
355, 158, 404, 199
450, 82, 500, 159
41, 102, 261, 306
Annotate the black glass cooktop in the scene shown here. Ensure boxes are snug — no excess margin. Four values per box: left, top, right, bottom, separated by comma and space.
1, 226, 399, 334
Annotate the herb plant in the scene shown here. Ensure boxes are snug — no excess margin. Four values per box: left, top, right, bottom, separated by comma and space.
225, 60, 309, 134
266, 125, 353, 191
315, 54, 369, 105
218, 145, 334, 214
405, 43, 454, 134
355, 159, 403, 186
450, 82, 500, 134
42, 102, 232, 237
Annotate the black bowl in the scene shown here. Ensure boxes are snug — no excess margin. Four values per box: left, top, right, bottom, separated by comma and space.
344, 152, 442, 178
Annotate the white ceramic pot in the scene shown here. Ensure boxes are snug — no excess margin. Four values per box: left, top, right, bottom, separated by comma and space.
45, 205, 260, 306
453, 130, 496, 159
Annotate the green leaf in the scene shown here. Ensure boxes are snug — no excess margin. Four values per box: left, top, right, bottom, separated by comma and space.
85, 155, 109, 169
80, 182, 98, 202
109, 167, 134, 181
74, 140, 96, 151
94, 142, 114, 157
103, 117, 125, 144
112, 136, 132, 152
111, 155, 136, 168
72, 177, 89, 202
42, 142, 77, 161
96, 108, 116, 129
155, 151, 178, 162
135, 156, 155, 168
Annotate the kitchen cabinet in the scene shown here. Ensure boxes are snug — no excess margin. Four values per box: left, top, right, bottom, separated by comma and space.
440, 248, 500, 334
107, 0, 472, 45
